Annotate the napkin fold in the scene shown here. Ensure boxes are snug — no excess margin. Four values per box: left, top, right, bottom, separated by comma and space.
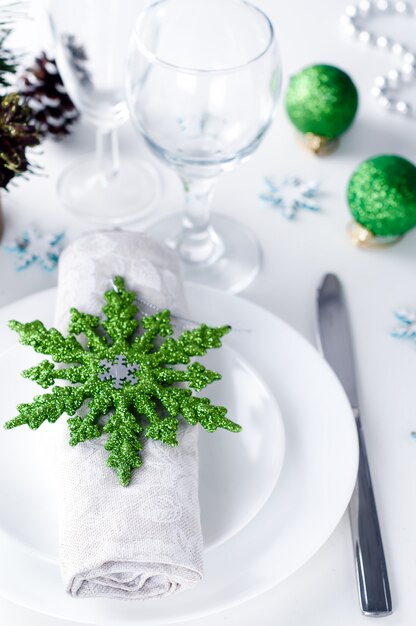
54, 231, 203, 599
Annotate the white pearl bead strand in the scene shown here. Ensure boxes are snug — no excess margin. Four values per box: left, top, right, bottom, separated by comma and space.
341, 1, 416, 117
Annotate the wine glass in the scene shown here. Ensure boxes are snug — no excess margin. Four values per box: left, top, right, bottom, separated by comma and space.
126, 0, 281, 292
46, 0, 160, 225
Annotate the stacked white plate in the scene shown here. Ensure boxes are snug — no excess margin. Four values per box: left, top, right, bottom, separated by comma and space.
0, 284, 358, 624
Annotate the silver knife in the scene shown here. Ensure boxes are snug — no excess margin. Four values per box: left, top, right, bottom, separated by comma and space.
316, 273, 392, 617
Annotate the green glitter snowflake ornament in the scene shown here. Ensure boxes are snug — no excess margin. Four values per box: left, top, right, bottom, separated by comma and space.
5, 277, 241, 486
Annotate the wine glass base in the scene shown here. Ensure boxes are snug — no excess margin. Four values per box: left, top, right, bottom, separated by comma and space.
57, 154, 160, 226
147, 212, 261, 293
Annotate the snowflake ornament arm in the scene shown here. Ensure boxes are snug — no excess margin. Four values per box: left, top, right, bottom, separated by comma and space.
5, 276, 241, 485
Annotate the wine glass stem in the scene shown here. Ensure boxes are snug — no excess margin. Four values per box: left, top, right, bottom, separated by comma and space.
95, 127, 120, 185
177, 175, 224, 265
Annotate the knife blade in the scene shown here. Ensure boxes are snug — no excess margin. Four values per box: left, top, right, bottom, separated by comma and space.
316, 273, 392, 617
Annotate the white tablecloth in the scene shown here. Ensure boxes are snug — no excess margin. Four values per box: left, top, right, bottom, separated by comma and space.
0, 0, 415, 623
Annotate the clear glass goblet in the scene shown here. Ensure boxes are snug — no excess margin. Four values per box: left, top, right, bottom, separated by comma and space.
126, 0, 281, 291
46, 0, 160, 225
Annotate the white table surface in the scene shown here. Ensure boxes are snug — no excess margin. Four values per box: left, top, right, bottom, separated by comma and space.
1, 0, 416, 624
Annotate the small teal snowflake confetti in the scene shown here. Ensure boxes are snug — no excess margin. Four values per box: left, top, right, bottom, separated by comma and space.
5, 276, 241, 486
260, 177, 320, 220
391, 309, 416, 341
4, 224, 65, 271
392, 312, 416, 441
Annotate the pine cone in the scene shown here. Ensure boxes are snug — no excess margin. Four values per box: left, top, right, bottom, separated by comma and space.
18, 52, 79, 139
0, 92, 40, 189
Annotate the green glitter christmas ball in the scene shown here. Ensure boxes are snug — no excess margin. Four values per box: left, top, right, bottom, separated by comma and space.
347, 155, 416, 238
285, 64, 359, 142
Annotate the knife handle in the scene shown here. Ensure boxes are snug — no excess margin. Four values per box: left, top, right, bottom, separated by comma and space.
349, 412, 392, 617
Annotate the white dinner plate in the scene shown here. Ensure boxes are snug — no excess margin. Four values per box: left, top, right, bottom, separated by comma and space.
0, 284, 358, 625
0, 329, 284, 558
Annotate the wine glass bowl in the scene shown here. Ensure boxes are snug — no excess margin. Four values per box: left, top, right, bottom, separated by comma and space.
56, 32, 129, 129
127, 0, 281, 291
47, 0, 160, 225
129, 6, 277, 171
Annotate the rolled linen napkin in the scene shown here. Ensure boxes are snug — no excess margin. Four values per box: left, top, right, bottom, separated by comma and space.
54, 230, 203, 599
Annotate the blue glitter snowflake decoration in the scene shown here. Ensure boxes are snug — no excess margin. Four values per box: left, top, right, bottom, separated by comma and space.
260, 177, 320, 220
4, 224, 64, 271
391, 309, 416, 341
